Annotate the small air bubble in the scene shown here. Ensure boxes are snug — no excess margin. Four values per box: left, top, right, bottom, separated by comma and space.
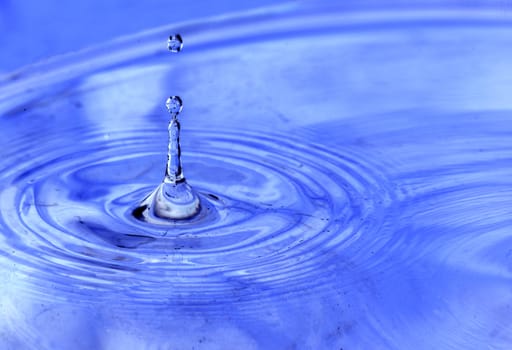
167, 34, 183, 53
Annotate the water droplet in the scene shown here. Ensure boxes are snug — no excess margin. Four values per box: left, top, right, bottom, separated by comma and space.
133, 96, 200, 222
166, 96, 183, 119
167, 34, 183, 53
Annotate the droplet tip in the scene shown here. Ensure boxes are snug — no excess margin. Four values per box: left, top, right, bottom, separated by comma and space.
166, 96, 183, 117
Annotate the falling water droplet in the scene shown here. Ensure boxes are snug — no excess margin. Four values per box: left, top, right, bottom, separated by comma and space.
133, 96, 201, 223
167, 34, 183, 53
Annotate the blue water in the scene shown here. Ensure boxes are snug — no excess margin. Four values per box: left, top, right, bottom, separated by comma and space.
0, 4, 511, 349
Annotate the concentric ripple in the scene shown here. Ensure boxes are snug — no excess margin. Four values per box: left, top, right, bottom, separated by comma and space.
2, 3, 512, 349
0, 126, 391, 303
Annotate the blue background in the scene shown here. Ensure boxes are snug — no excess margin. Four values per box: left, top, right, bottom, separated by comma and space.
0, 0, 285, 72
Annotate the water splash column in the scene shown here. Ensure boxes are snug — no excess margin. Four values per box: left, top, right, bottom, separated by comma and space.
165, 96, 185, 184
133, 35, 201, 222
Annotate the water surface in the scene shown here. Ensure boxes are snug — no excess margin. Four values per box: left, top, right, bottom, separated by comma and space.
0, 4, 511, 349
